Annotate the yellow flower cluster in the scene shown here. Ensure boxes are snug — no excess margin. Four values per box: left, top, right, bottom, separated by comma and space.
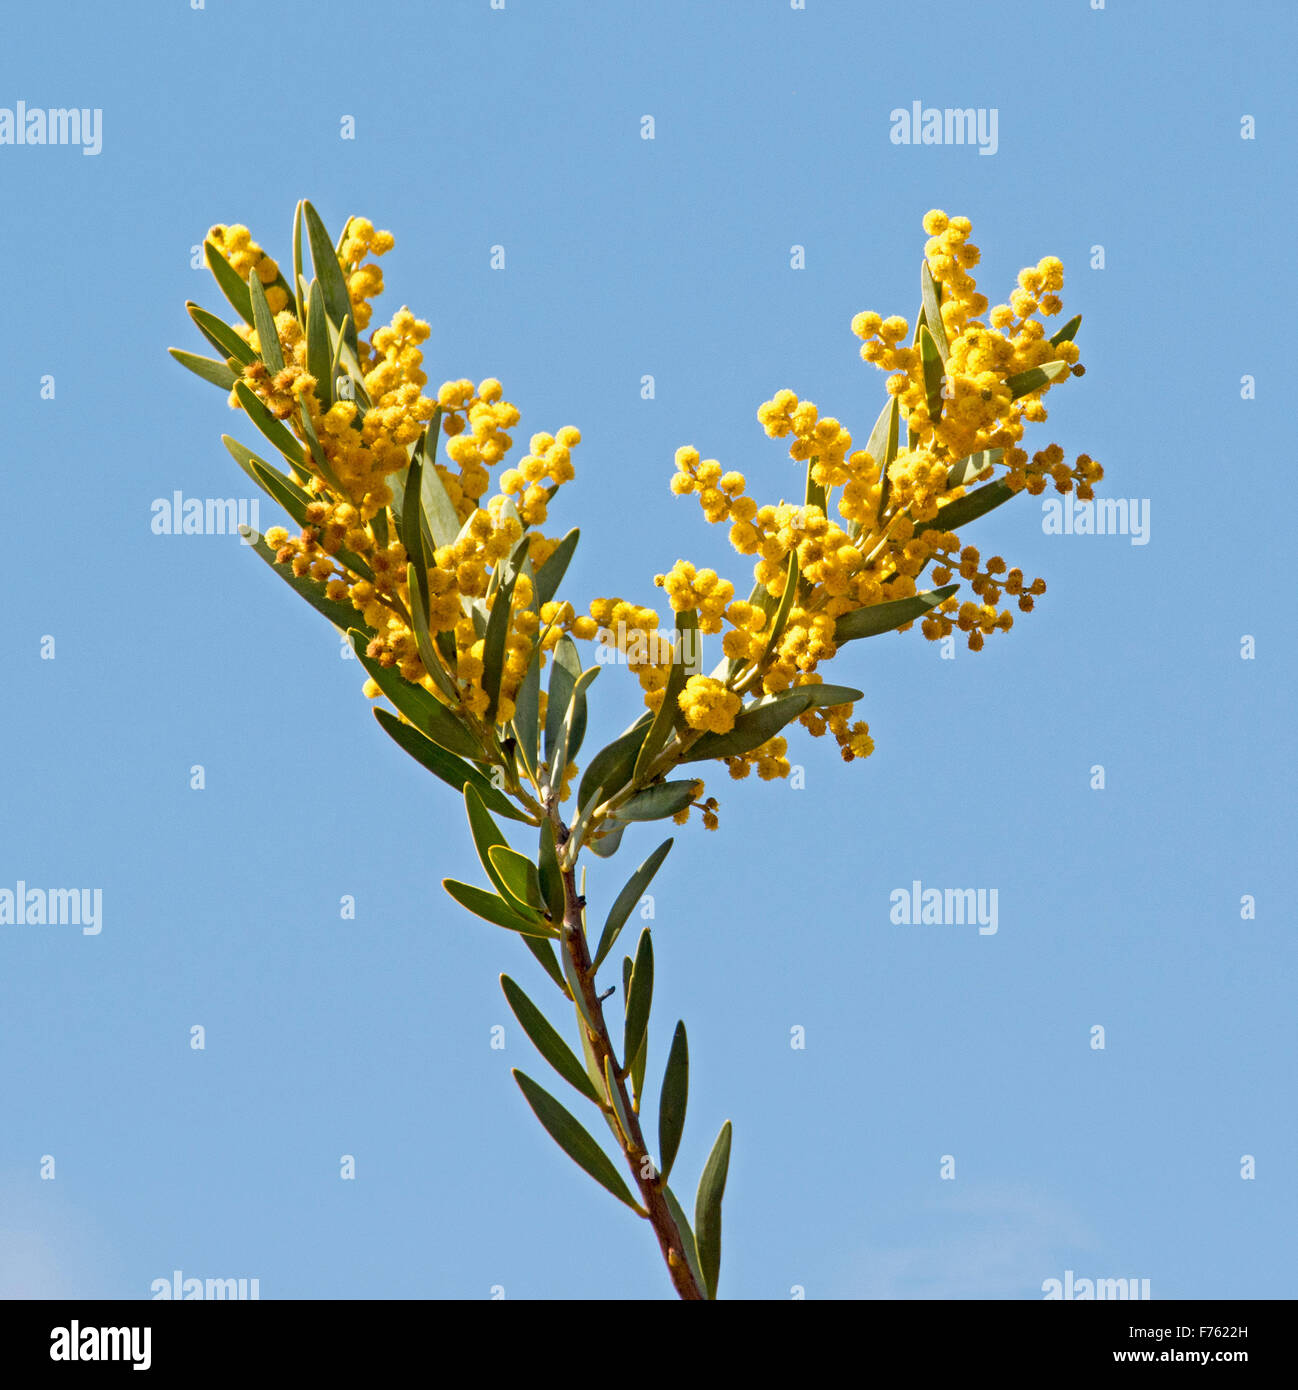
208, 224, 287, 312
655, 560, 735, 633
678, 676, 741, 735
213, 213, 587, 772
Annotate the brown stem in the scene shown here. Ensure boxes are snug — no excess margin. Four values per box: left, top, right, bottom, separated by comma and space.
551, 809, 705, 1301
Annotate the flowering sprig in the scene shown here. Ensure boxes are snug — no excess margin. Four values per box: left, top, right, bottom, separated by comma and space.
171, 202, 1100, 1299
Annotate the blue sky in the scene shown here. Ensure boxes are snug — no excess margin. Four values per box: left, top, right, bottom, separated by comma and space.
1, 0, 1293, 1300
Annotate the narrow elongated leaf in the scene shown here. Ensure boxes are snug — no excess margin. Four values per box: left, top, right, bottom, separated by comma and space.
545, 636, 581, 766
232, 381, 306, 469
864, 393, 901, 521
488, 845, 546, 915
658, 1021, 689, 1184
482, 569, 519, 725
612, 780, 698, 823
403, 563, 458, 703
302, 201, 355, 355
168, 349, 237, 390
578, 714, 653, 812
294, 390, 348, 497
372, 708, 530, 821
623, 929, 654, 1070
594, 838, 672, 970
465, 785, 515, 899
534, 528, 579, 607
832, 584, 958, 643
921, 261, 949, 360
306, 280, 332, 410
588, 820, 627, 859
419, 434, 461, 550
634, 615, 691, 782
919, 323, 944, 422
552, 666, 599, 781
913, 479, 1016, 538
241, 528, 372, 633
1006, 359, 1069, 399
604, 1056, 636, 1144
187, 302, 258, 366
501, 976, 599, 1103
1049, 313, 1081, 347
204, 240, 254, 324
292, 200, 306, 322
681, 689, 816, 763
401, 443, 430, 616
694, 1120, 733, 1300
522, 934, 569, 996
224, 435, 313, 532
512, 1070, 643, 1213
248, 270, 284, 374
512, 645, 542, 782
351, 632, 482, 759
946, 446, 1003, 490
443, 880, 555, 937
561, 943, 601, 1035
663, 1185, 705, 1293
537, 819, 565, 923
759, 552, 800, 665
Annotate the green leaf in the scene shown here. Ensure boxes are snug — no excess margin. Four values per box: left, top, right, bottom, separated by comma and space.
306, 280, 332, 411
663, 1184, 705, 1293
759, 552, 800, 666
545, 636, 581, 767
612, 780, 699, 823
501, 976, 600, 1103
538, 819, 565, 924
623, 929, 654, 1071
913, 479, 1017, 539
832, 585, 958, 643
594, 838, 672, 971
588, 820, 627, 859
946, 446, 1003, 490
292, 200, 306, 323
919, 323, 944, 423
465, 784, 514, 899
223, 435, 310, 529
1049, 313, 1081, 347
294, 389, 348, 498
418, 432, 460, 551
534, 528, 579, 607
351, 631, 482, 759
561, 944, 601, 1036
694, 1120, 733, 1300
578, 714, 653, 813
248, 269, 284, 374
658, 1021, 689, 1184
186, 302, 258, 366
204, 240, 253, 325
372, 708, 531, 821
482, 568, 520, 726
1006, 359, 1069, 399
402, 563, 458, 703
401, 440, 431, 617
921, 260, 949, 360
864, 393, 901, 522
302, 201, 356, 357
241, 528, 372, 634
232, 381, 307, 470
488, 844, 546, 916
512, 645, 542, 782
552, 666, 599, 782
443, 880, 555, 937
681, 689, 817, 763
603, 1055, 636, 1146
633, 610, 694, 782
805, 683, 863, 707
512, 1070, 643, 1214
168, 348, 237, 390
521, 934, 569, 996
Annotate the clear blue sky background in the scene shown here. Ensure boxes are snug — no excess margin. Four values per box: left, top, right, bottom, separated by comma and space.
1, 0, 1292, 1300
